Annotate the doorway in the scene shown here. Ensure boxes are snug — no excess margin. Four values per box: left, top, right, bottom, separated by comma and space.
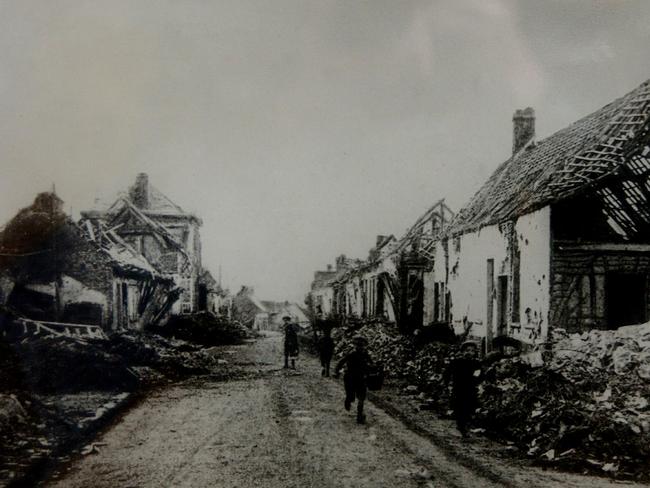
606, 273, 646, 328
198, 284, 208, 311
496, 276, 508, 337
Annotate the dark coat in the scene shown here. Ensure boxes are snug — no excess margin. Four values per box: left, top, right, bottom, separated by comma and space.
447, 357, 481, 410
283, 323, 299, 356
335, 349, 373, 381
318, 336, 335, 361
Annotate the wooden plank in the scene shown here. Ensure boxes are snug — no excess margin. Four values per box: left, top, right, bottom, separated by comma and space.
557, 243, 650, 252
84, 220, 96, 241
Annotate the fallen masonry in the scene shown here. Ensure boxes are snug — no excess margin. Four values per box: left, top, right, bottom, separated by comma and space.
475, 323, 650, 477
322, 318, 650, 481
0, 313, 254, 487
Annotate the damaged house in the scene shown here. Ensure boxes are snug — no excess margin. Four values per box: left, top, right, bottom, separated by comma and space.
395, 200, 453, 331
232, 286, 269, 329
437, 78, 650, 346
355, 235, 399, 322
197, 269, 230, 317
308, 201, 452, 331
310, 255, 362, 318
81, 173, 202, 314
0, 193, 178, 334
307, 204, 453, 330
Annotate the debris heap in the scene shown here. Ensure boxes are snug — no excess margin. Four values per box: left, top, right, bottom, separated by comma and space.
476, 323, 650, 478
333, 320, 414, 377
157, 312, 254, 347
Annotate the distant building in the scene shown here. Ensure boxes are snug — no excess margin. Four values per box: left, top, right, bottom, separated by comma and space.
307, 203, 452, 332
232, 286, 307, 331
197, 269, 230, 317
261, 300, 309, 330
81, 173, 202, 314
309, 255, 362, 318
232, 286, 268, 329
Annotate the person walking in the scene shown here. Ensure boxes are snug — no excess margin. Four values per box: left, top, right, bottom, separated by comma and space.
318, 327, 335, 377
283, 316, 299, 369
334, 336, 373, 424
446, 341, 481, 437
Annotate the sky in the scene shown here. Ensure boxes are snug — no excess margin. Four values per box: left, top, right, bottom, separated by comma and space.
1, 0, 649, 302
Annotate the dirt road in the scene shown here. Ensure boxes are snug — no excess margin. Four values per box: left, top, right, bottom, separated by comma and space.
47, 333, 649, 488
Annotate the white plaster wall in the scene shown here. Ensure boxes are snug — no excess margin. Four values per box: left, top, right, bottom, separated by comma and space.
345, 276, 362, 317
514, 207, 551, 342
422, 270, 436, 325
446, 207, 551, 342
447, 225, 506, 337
312, 287, 334, 315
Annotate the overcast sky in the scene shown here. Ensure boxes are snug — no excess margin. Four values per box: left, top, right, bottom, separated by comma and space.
1, 0, 649, 301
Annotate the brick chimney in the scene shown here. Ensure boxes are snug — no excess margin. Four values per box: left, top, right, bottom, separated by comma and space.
336, 254, 347, 271
130, 173, 150, 209
512, 107, 535, 154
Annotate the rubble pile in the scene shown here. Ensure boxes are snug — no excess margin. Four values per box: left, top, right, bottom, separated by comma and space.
0, 327, 233, 485
0, 392, 58, 484
330, 320, 459, 395
106, 331, 218, 377
333, 320, 415, 377
157, 312, 253, 347
476, 323, 650, 479
12, 336, 140, 393
402, 342, 457, 409
0, 338, 23, 391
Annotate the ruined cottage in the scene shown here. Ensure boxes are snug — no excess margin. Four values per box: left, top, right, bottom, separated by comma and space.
437, 78, 650, 345
0, 193, 177, 332
232, 286, 269, 329
395, 200, 453, 331
197, 269, 230, 316
82, 173, 202, 314
308, 202, 452, 332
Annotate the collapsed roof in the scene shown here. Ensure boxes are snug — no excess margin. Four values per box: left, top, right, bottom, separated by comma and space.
78, 218, 163, 279
82, 197, 192, 270
396, 199, 454, 260
84, 173, 202, 224
449, 78, 650, 239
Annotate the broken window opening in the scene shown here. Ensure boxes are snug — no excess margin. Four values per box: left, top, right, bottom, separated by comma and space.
606, 272, 647, 329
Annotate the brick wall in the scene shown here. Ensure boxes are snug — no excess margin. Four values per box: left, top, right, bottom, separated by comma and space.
58, 224, 116, 328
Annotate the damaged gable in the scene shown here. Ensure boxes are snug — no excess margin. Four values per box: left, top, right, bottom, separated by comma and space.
449, 79, 650, 238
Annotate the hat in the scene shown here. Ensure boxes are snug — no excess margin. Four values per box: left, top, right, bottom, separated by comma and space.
282, 315, 291, 321
460, 340, 479, 351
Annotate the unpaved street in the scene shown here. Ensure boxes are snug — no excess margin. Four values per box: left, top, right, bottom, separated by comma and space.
47, 333, 649, 488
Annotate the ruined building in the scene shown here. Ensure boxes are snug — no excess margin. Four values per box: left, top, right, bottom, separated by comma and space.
308, 78, 650, 347
436, 78, 650, 345
0, 193, 177, 332
310, 255, 364, 318
308, 199, 453, 332
81, 173, 203, 314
